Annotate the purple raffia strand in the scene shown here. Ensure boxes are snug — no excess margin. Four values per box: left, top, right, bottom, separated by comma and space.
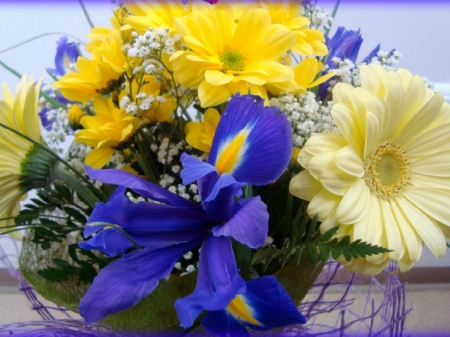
283, 260, 411, 337
0, 236, 75, 321
1, 234, 410, 336
19, 278, 55, 321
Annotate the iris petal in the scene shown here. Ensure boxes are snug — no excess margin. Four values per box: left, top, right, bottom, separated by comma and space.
202, 173, 245, 222
175, 236, 246, 328
202, 310, 249, 337
82, 191, 211, 252
240, 276, 307, 330
85, 166, 200, 211
212, 196, 268, 248
203, 276, 306, 335
208, 94, 292, 185
79, 238, 205, 324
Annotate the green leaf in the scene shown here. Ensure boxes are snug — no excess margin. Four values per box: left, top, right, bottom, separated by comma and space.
307, 243, 318, 265
63, 206, 87, 223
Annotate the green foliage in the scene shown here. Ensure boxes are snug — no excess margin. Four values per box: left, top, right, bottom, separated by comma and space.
37, 244, 112, 284
14, 183, 112, 285
253, 208, 391, 274
15, 184, 88, 250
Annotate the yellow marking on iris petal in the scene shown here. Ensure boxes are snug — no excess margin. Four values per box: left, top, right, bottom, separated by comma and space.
215, 129, 249, 175
227, 294, 260, 326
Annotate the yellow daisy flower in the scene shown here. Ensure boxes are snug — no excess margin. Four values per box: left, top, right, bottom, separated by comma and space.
169, 3, 296, 108
75, 96, 140, 169
267, 58, 335, 95
259, 0, 328, 57
123, 0, 189, 34
54, 29, 127, 104
185, 108, 221, 153
68, 104, 84, 129
53, 57, 123, 104
290, 64, 450, 275
0, 75, 45, 238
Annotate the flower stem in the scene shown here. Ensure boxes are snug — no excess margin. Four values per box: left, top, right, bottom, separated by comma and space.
78, 0, 95, 29
51, 163, 99, 209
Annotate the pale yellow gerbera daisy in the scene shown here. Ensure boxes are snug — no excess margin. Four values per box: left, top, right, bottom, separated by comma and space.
0, 75, 46, 238
169, 3, 296, 108
290, 64, 450, 275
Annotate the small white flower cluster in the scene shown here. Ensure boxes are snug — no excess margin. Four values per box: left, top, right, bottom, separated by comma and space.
151, 138, 201, 202
39, 86, 72, 154
364, 50, 402, 70
153, 137, 185, 165
66, 141, 90, 172
323, 49, 403, 94
119, 92, 168, 118
270, 92, 336, 148
125, 29, 181, 76
303, 4, 333, 31
174, 250, 198, 277
126, 191, 148, 204
323, 57, 360, 90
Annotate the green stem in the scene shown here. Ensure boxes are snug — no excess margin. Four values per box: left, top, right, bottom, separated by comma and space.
51, 163, 99, 209
78, 0, 95, 29
0, 122, 105, 202
324, 0, 341, 37
0, 32, 85, 56
0, 60, 63, 110
88, 222, 141, 250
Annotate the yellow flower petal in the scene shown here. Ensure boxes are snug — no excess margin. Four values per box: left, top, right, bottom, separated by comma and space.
336, 179, 370, 224
396, 195, 446, 258
289, 170, 323, 202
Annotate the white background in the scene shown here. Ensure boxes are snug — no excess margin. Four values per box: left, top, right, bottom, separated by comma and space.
0, 0, 449, 268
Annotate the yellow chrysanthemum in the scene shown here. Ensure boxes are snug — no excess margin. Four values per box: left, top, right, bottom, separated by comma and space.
267, 58, 335, 95
0, 75, 45, 239
169, 3, 296, 108
290, 64, 450, 275
185, 108, 221, 153
53, 57, 123, 104
68, 104, 84, 129
75, 96, 140, 169
54, 29, 127, 104
258, 0, 328, 57
123, 0, 189, 34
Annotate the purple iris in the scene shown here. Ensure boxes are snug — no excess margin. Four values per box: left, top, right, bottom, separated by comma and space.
318, 27, 380, 100
202, 276, 307, 336
78, 94, 296, 332
48, 36, 80, 77
40, 37, 80, 130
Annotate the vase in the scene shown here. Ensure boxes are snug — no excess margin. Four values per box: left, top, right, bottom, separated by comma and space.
19, 229, 325, 333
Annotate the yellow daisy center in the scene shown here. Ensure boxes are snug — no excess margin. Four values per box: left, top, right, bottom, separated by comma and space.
364, 142, 410, 199
220, 50, 245, 72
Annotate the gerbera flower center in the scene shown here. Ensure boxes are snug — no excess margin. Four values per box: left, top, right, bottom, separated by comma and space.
364, 142, 410, 199
219, 50, 245, 72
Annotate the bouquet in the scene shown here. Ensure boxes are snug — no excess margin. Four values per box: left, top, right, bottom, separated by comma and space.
1, 0, 448, 336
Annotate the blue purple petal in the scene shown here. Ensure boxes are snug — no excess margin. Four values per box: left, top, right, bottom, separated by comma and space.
79, 237, 205, 324
85, 166, 201, 211
212, 196, 268, 249
175, 236, 246, 328
208, 94, 292, 186
202, 173, 245, 222
81, 190, 211, 254
202, 309, 249, 337
48, 36, 80, 77
238, 276, 307, 330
